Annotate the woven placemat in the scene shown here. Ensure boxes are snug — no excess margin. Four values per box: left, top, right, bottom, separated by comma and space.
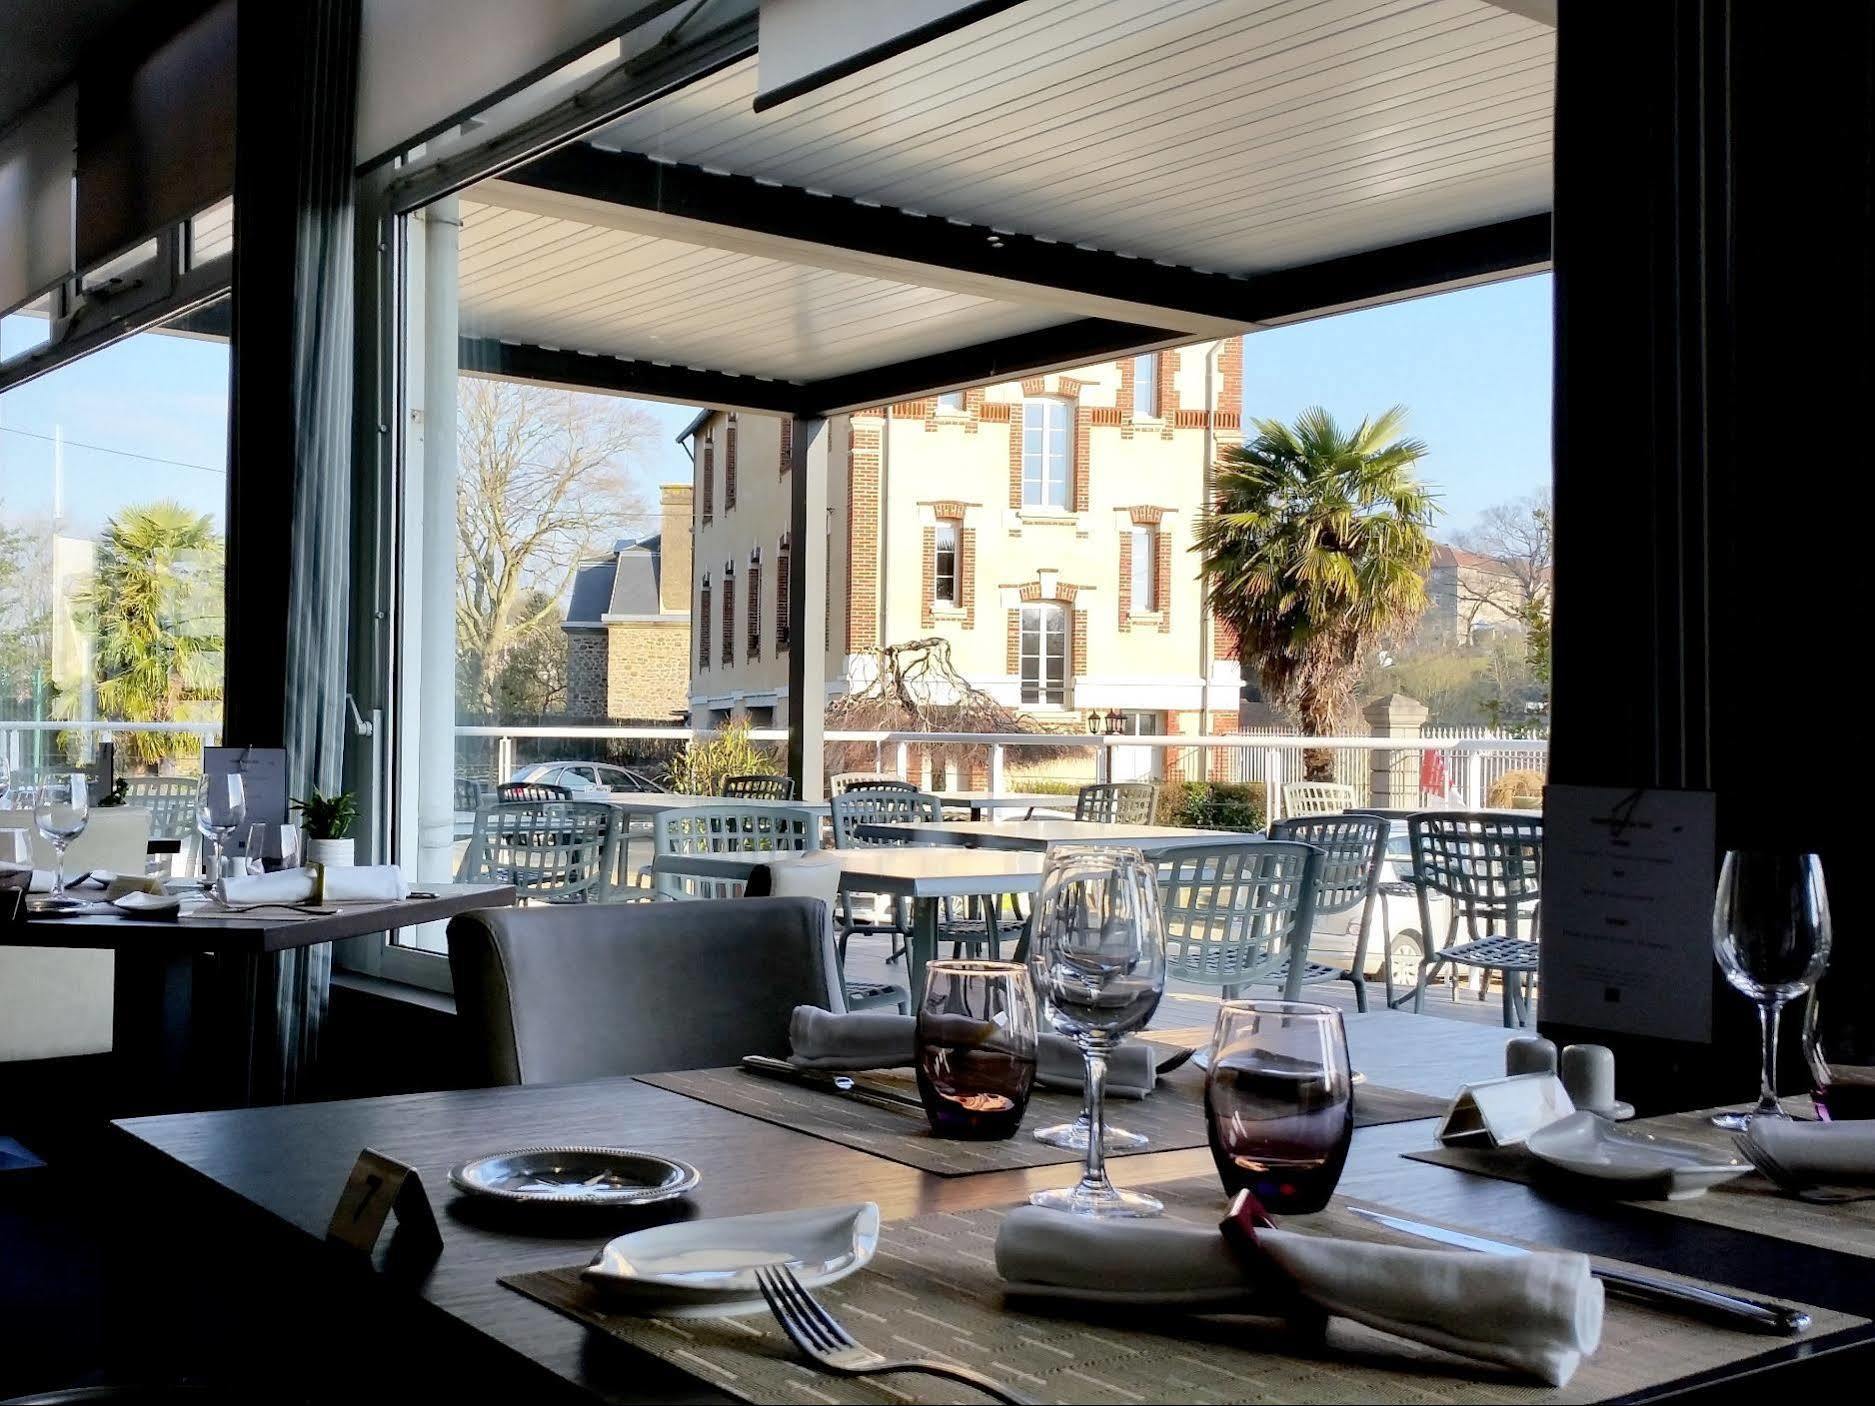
1406, 1106, 1875, 1259
503, 1176, 1857, 1405
637, 1062, 1447, 1176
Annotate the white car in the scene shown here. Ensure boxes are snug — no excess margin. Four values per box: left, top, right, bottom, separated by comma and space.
505, 762, 666, 800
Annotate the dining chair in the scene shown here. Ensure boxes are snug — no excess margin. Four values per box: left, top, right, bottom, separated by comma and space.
830, 788, 1009, 960
1281, 781, 1356, 818
721, 773, 796, 800
652, 803, 820, 899
496, 780, 573, 803
446, 896, 844, 1084
1406, 811, 1544, 1027
1152, 840, 1321, 1000
121, 775, 200, 874
456, 799, 618, 903
1075, 781, 1158, 824
830, 773, 916, 796
1267, 814, 1389, 1010
745, 856, 907, 1014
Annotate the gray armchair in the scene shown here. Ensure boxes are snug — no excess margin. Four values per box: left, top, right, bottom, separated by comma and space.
446, 897, 843, 1085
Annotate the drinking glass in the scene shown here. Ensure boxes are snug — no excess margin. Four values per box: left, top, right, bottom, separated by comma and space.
243, 823, 303, 875
1205, 1001, 1353, 1213
1711, 850, 1832, 1129
1027, 844, 1166, 1217
1803, 990, 1875, 1120
32, 774, 90, 903
197, 773, 247, 885
915, 960, 1039, 1139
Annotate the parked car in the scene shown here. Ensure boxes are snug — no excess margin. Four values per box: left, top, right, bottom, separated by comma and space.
505, 761, 667, 799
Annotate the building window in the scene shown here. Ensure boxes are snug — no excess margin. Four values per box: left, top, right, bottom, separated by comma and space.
1132, 352, 1160, 418
747, 550, 762, 660
699, 575, 712, 669
1019, 602, 1068, 706
725, 413, 739, 511
933, 519, 960, 606
700, 433, 715, 525
937, 390, 965, 413
1021, 400, 1071, 509
776, 533, 792, 651
1130, 526, 1157, 611
721, 564, 736, 666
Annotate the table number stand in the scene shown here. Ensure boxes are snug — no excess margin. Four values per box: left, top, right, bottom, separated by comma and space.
327, 1148, 443, 1258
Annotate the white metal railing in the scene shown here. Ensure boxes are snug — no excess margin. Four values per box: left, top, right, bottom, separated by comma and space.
1, 719, 223, 775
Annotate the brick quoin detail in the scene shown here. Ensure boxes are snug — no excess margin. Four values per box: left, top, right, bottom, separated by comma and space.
1118, 532, 1133, 629
700, 435, 715, 524
1157, 528, 1174, 634
779, 417, 793, 475
920, 526, 936, 629
1074, 401, 1091, 510
1005, 611, 1020, 673
1072, 607, 1088, 689
725, 414, 739, 511
1007, 406, 1023, 508
847, 417, 883, 652
1129, 504, 1166, 526
1213, 615, 1240, 662
1013, 579, 1082, 604
961, 527, 977, 626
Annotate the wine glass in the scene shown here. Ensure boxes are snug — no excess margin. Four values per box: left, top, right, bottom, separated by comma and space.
1711, 850, 1832, 1129
1803, 989, 1875, 1120
1205, 1001, 1353, 1213
915, 960, 1039, 1140
197, 772, 247, 885
243, 822, 303, 875
1027, 844, 1166, 1217
32, 774, 90, 904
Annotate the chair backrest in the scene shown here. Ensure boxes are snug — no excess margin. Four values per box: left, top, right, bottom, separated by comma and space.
498, 781, 572, 803
1153, 840, 1321, 999
121, 776, 200, 842
1282, 781, 1356, 818
652, 803, 820, 898
829, 787, 942, 847
458, 799, 617, 903
446, 897, 842, 1085
830, 772, 917, 796
455, 777, 491, 811
1075, 782, 1158, 824
721, 773, 796, 800
1407, 811, 1544, 909
1269, 813, 1388, 918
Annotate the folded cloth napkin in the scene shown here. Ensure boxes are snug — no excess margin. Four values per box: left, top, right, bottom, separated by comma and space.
787, 1006, 1158, 1097
995, 1206, 1603, 1387
0, 862, 108, 894
215, 865, 409, 905
1750, 1117, 1875, 1182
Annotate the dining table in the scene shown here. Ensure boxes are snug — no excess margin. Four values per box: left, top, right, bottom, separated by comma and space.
103, 1007, 1875, 1402
856, 818, 1252, 854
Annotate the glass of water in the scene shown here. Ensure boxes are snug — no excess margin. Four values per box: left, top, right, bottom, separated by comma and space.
33, 774, 91, 903
197, 772, 247, 885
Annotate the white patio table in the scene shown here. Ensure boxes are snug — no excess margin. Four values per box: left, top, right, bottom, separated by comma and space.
856, 818, 1254, 854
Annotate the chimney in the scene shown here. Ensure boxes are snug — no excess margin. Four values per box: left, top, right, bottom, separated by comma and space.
659, 483, 694, 615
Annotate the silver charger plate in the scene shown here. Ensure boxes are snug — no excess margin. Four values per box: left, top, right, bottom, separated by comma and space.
448, 1146, 700, 1207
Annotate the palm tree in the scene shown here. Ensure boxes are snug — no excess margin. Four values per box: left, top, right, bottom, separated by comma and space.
57, 502, 225, 770
1196, 406, 1436, 779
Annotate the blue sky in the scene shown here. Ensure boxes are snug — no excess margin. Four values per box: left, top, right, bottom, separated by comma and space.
2, 273, 1551, 544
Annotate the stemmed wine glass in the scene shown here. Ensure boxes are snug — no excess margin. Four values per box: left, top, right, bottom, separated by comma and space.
197, 772, 247, 885
32, 774, 91, 905
1028, 844, 1167, 1217
1711, 850, 1832, 1129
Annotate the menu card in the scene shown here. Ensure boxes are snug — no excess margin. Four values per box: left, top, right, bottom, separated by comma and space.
202, 745, 288, 853
1539, 784, 1718, 1045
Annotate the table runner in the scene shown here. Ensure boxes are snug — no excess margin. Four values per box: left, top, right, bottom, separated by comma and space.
637, 1062, 1448, 1176
504, 1176, 1857, 1405
1405, 1106, 1875, 1259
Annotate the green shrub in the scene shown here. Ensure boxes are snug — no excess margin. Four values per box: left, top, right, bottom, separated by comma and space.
1157, 780, 1266, 832
1008, 777, 1085, 796
667, 721, 780, 796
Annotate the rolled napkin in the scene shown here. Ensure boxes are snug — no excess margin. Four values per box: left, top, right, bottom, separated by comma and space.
1750, 1117, 1875, 1183
215, 864, 409, 905
787, 1006, 1157, 1097
995, 1205, 1603, 1387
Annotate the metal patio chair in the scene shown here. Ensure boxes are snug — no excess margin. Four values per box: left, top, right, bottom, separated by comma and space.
721, 773, 796, 800
652, 803, 820, 900
1153, 840, 1322, 1000
457, 799, 618, 904
1267, 814, 1389, 1010
1282, 781, 1356, 818
121, 775, 202, 875
830, 787, 1011, 960
1406, 811, 1544, 1027
830, 772, 916, 796
1075, 781, 1158, 824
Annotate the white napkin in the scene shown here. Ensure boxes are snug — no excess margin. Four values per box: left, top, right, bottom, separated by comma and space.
1750, 1118, 1875, 1182
215, 865, 408, 905
787, 1006, 1158, 1097
995, 1206, 1603, 1388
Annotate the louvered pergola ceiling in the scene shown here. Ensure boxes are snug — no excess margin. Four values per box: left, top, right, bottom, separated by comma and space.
457, 0, 1555, 416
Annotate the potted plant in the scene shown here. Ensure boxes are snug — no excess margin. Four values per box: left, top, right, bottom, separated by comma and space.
292, 789, 359, 867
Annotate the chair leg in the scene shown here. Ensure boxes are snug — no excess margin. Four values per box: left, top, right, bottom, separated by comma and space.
1347, 970, 1368, 1014
1499, 969, 1516, 1027
1412, 956, 1441, 1014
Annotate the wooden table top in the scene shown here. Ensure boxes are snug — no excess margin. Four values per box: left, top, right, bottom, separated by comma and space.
108, 1009, 1875, 1401
2, 881, 516, 955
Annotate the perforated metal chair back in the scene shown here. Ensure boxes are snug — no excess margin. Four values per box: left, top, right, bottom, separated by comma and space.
653, 803, 821, 898
1153, 840, 1321, 999
829, 788, 942, 847
1407, 811, 1543, 911
121, 776, 200, 842
459, 799, 617, 903
721, 774, 796, 800
1075, 782, 1158, 824
497, 781, 572, 803
1282, 781, 1356, 818
455, 776, 491, 811
830, 773, 917, 796
1269, 813, 1388, 917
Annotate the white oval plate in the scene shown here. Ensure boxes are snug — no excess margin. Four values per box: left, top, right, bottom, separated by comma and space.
583, 1202, 880, 1318
1526, 1111, 1750, 1200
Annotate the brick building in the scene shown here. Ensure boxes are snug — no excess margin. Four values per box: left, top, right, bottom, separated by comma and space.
685, 340, 1248, 777
561, 483, 693, 720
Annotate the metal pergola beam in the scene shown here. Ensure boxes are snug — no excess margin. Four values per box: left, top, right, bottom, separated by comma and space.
458, 336, 806, 415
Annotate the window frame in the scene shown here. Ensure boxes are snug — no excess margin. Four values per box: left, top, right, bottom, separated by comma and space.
1132, 352, 1161, 419
936, 390, 966, 414
1020, 399, 1072, 510
933, 518, 960, 607
1130, 525, 1157, 612
1018, 602, 1069, 706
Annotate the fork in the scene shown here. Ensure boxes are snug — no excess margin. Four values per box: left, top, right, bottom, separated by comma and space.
753, 1263, 1035, 1405
1732, 1132, 1871, 1205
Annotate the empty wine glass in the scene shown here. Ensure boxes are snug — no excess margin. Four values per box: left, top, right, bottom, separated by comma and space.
197, 772, 247, 885
1028, 844, 1167, 1217
1711, 850, 1832, 1129
32, 774, 90, 904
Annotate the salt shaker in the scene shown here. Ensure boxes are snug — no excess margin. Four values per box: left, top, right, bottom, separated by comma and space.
1505, 1035, 1558, 1079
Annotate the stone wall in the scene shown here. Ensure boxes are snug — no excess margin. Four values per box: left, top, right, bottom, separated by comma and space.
565, 631, 609, 717
606, 618, 690, 720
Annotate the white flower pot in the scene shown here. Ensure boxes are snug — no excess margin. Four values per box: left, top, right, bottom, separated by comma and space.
307, 837, 355, 868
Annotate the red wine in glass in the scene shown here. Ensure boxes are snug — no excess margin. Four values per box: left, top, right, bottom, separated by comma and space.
917, 961, 1039, 1141
1205, 1029, 1353, 1213
916, 1044, 1036, 1139
1813, 1072, 1875, 1121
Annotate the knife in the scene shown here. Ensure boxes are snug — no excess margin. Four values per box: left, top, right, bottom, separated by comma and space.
1346, 1207, 1811, 1335
739, 1055, 927, 1115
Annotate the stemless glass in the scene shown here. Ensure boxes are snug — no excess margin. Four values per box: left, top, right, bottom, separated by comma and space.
1803, 990, 1875, 1120
32, 774, 91, 903
1711, 850, 1832, 1129
1028, 844, 1167, 1217
197, 772, 247, 885
244, 823, 303, 875
915, 960, 1039, 1140
1205, 1001, 1353, 1213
